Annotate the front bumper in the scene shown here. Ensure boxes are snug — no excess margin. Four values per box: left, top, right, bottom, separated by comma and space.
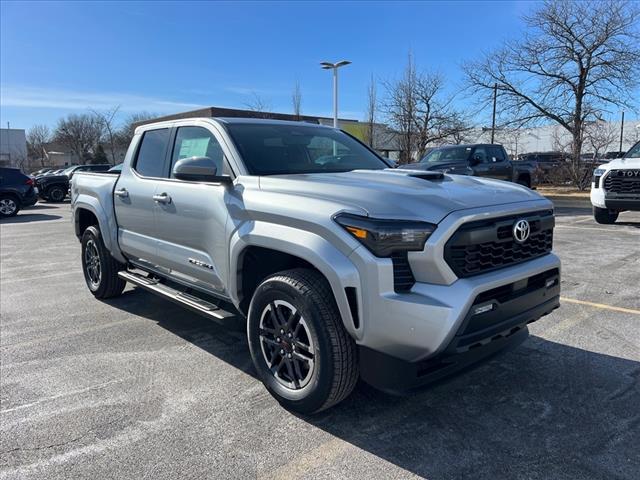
360, 268, 560, 392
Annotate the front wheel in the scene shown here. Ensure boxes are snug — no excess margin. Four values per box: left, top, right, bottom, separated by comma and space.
81, 226, 126, 298
593, 206, 618, 224
247, 269, 358, 414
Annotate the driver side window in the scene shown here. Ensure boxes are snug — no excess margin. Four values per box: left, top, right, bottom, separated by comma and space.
170, 126, 229, 179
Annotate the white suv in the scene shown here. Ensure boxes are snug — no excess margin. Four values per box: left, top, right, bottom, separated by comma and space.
590, 141, 640, 224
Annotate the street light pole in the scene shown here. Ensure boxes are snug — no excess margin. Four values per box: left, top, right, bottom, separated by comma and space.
333, 67, 338, 128
320, 60, 351, 129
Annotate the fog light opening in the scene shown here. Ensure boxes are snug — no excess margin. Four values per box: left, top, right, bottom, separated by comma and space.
473, 303, 494, 315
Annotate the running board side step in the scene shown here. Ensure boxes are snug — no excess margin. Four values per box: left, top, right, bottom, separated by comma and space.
118, 271, 235, 322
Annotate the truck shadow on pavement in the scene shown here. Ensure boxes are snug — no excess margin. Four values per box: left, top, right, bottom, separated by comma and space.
105, 289, 640, 479
0, 213, 63, 224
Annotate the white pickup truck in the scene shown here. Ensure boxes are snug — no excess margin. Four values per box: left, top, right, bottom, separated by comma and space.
590, 141, 640, 223
71, 117, 561, 413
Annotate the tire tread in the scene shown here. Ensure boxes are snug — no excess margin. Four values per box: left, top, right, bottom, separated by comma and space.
82, 226, 126, 298
264, 268, 358, 412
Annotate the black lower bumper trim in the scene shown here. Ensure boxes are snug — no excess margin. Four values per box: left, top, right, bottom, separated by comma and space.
359, 291, 560, 393
604, 198, 640, 211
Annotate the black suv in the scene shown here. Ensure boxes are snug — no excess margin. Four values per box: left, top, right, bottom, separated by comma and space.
36, 164, 111, 202
0, 167, 38, 218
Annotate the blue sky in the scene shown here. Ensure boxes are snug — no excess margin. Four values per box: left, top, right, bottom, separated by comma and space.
1, 0, 538, 130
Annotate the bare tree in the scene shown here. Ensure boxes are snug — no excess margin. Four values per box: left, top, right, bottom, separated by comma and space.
26, 124, 52, 166
91, 105, 120, 164
584, 120, 618, 159
245, 92, 273, 118
384, 54, 468, 163
292, 82, 302, 120
625, 124, 640, 146
365, 74, 377, 148
495, 129, 525, 159
54, 113, 104, 163
115, 111, 156, 153
465, 0, 640, 188
383, 55, 417, 163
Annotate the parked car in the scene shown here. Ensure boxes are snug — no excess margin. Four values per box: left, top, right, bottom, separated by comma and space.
398, 144, 537, 187
36, 164, 111, 202
0, 167, 38, 218
590, 140, 640, 224
30, 167, 53, 176
35, 168, 67, 180
71, 118, 560, 413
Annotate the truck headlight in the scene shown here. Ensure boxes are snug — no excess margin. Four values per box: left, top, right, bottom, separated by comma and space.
334, 213, 436, 257
593, 168, 606, 188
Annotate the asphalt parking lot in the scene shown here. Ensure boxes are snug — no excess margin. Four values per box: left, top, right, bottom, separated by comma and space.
1, 200, 639, 480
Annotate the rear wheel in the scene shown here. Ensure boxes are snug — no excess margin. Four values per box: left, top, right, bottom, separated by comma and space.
593, 206, 618, 224
516, 176, 531, 188
46, 185, 66, 202
81, 226, 126, 298
247, 268, 358, 414
0, 195, 20, 218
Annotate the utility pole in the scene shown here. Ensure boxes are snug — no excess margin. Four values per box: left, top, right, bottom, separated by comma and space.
619, 111, 625, 153
490, 83, 497, 144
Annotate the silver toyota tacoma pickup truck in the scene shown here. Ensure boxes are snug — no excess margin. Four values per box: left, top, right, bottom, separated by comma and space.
71, 117, 561, 413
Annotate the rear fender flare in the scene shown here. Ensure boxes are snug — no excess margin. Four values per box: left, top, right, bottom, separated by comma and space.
74, 195, 126, 263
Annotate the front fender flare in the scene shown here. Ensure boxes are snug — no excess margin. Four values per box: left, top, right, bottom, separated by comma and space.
229, 221, 362, 339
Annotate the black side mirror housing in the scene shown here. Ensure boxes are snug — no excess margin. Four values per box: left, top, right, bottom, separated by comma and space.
469, 155, 482, 166
172, 156, 232, 184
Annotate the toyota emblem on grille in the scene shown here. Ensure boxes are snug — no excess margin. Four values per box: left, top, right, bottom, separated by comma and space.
513, 219, 530, 243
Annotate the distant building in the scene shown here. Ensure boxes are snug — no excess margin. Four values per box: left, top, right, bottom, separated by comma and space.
0, 128, 28, 169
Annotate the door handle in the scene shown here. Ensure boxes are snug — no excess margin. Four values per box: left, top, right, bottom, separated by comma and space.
114, 188, 129, 198
153, 193, 171, 204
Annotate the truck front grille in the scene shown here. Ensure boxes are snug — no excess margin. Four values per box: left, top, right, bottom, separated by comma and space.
444, 210, 554, 278
603, 170, 640, 194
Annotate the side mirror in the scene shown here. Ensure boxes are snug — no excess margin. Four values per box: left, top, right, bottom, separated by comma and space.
469, 155, 482, 166
172, 156, 232, 184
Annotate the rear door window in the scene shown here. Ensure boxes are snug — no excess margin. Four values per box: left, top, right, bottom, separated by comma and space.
134, 129, 170, 178
473, 147, 489, 163
488, 146, 507, 162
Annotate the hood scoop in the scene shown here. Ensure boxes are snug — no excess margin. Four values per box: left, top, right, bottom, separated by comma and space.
383, 168, 445, 181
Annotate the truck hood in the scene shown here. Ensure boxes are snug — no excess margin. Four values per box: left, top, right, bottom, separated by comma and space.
258, 169, 545, 224
36, 174, 68, 183
600, 157, 640, 170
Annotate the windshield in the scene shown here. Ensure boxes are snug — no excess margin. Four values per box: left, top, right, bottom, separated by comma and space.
63, 166, 77, 175
225, 123, 388, 175
624, 141, 640, 158
420, 146, 471, 164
